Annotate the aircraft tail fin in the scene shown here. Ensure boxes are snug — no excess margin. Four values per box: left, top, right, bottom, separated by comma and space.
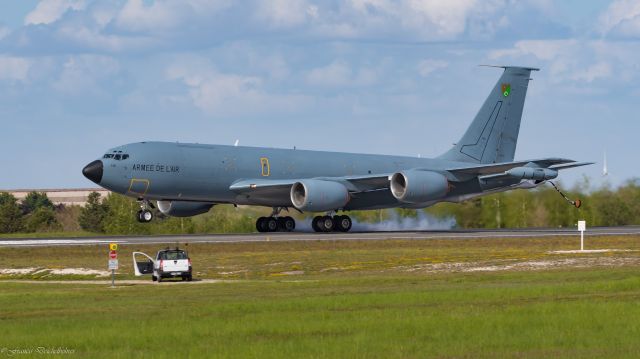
439, 66, 538, 164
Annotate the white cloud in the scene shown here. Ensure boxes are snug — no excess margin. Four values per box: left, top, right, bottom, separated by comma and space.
0, 57, 32, 82
488, 39, 640, 86
307, 61, 352, 87
115, 0, 231, 32
52, 55, 121, 96
403, 0, 477, 38
7, 0, 535, 58
256, 0, 318, 28
417, 59, 448, 77
306, 61, 378, 87
599, 0, 640, 37
166, 58, 309, 117
0, 26, 10, 40
570, 62, 612, 83
55, 24, 156, 52
336, 0, 505, 40
25, 0, 86, 25
116, 0, 183, 32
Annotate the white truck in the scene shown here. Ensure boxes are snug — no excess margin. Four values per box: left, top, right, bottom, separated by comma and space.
133, 248, 193, 282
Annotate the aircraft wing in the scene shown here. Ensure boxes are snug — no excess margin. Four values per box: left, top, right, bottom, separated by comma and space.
229, 174, 392, 198
445, 158, 590, 180
229, 158, 593, 204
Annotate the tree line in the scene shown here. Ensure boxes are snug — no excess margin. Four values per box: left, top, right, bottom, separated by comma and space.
0, 192, 61, 233
0, 178, 638, 235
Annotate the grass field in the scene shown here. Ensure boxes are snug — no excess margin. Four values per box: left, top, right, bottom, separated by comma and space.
1, 235, 640, 358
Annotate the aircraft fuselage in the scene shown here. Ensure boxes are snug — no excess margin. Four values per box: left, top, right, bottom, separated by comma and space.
90, 141, 500, 210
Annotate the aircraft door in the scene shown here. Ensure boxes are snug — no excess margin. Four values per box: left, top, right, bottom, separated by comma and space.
260, 157, 270, 176
132, 252, 155, 276
128, 179, 150, 197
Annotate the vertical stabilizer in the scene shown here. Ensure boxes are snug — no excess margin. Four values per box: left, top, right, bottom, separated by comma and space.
439, 66, 538, 164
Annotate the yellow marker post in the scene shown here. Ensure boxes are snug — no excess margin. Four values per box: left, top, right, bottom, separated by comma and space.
109, 243, 118, 251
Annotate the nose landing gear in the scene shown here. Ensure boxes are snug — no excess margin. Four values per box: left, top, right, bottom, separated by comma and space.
136, 199, 154, 223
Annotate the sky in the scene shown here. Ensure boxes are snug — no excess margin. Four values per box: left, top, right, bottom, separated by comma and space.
0, 0, 638, 190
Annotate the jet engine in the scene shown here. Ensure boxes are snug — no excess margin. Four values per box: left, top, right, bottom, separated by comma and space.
390, 170, 449, 203
290, 180, 349, 212
156, 200, 214, 217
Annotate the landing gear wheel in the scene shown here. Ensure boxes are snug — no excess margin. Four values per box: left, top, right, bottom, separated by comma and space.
256, 217, 268, 232
281, 216, 295, 232
335, 215, 352, 232
137, 209, 153, 223
141, 210, 153, 222
312, 216, 322, 232
266, 217, 278, 232
319, 216, 335, 232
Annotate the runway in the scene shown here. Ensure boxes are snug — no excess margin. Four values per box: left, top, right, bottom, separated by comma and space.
1, 226, 639, 247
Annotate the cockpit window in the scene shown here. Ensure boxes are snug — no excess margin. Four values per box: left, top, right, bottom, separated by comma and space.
103, 153, 129, 160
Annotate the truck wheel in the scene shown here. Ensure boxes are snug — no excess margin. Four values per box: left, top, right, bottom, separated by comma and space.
152, 275, 157, 282
187, 274, 193, 282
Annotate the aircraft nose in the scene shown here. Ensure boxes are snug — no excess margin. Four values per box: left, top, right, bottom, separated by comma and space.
82, 160, 103, 184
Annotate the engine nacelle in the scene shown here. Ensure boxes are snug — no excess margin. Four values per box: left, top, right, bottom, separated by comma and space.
506, 167, 558, 181
290, 180, 349, 212
390, 170, 449, 203
156, 200, 214, 217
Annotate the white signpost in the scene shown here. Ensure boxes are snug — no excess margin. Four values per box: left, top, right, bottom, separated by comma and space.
577, 220, 586, 251
108, 259, 119, 270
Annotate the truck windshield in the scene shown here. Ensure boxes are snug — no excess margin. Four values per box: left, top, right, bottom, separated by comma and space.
159, 251, 188, 260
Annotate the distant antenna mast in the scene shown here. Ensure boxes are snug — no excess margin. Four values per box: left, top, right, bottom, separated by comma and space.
602, 150, 608, 177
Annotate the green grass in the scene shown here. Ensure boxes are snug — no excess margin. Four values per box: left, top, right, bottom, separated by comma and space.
2, 269, 640, 358
1, 236, 640, 357
1, 234, 639, 280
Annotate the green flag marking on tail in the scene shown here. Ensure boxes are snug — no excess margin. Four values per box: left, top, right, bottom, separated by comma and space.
501, 83, 511, 97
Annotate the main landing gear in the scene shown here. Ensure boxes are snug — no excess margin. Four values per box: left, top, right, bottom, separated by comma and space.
136, 199, 154, 223
312, 215, 352, 233
256, 216, 296, 232
256, 207, 296, 232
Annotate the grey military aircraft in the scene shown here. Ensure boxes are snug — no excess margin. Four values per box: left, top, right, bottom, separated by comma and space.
82, 66, 591, 233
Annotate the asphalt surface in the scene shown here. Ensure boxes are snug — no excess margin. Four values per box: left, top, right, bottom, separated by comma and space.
1, 226, 639, 247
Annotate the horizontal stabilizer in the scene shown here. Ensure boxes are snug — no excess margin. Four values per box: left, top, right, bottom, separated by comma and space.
548, 162, 595, 170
